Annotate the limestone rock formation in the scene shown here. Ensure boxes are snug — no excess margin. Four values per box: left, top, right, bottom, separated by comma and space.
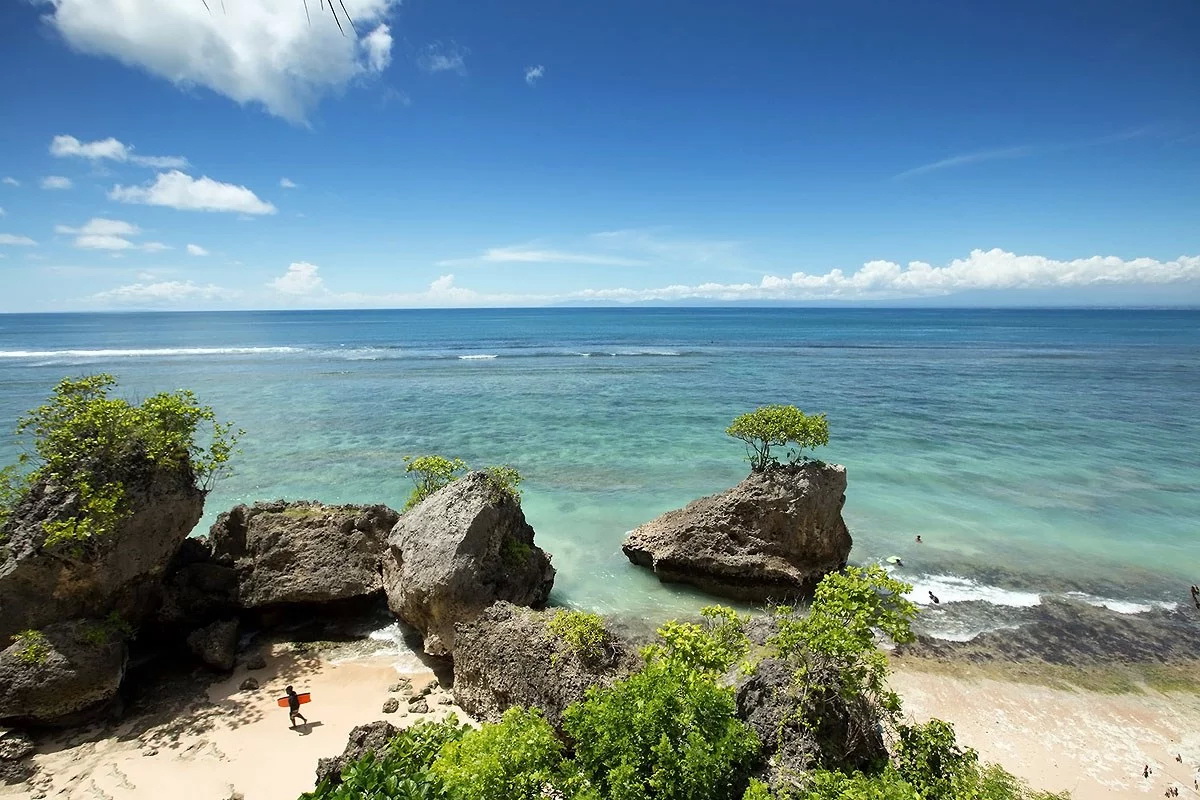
382, 473, 555, 656
209, 500, 400, 609
452, 602, 640, 731
314, 720, 399, 787
0, 620, 127, 726
186, 618, 239, 671
0, 463, 205, 640
155, 536, 238, 631
623, 462, 852, 601
0, 730, 36, 785
733, 657, 886, 791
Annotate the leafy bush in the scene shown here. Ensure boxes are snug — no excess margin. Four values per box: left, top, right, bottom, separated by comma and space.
432, 707, 592, 800
10, 630, 51, 665
644, 605, 749, 674
547, 609, 608, 664
2, 374, 240, 548
741, 780, 773, 800
302, 716, 469, 800
403, 455, 468, 510
563, 657, 759, 800
725, 405, 829, 471
482, 464, 522, 502
81, 611, 135, 646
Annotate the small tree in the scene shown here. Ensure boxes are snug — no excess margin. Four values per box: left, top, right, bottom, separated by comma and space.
402, 454, 468, 510
725, 405, 829, 471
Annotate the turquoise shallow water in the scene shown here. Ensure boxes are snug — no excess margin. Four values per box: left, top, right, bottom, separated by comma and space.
1, 308, 1196, 638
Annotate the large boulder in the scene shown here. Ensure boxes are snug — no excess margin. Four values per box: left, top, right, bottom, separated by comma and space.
623, 462, 852, 601
0, 619, 127, 726
209, 500, 400, 609
155, 536, 239, 630
314, 720, 399, 787
383, 473, 555, 656
453, 602, 640, 731
733, 657, 886, 792
0, 730, 36, 785
186, 618, 239, 671
0, 462, 205, 640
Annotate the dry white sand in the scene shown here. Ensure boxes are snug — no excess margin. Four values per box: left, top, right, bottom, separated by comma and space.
891, 668, 1200, 799
4, 643, 465, 800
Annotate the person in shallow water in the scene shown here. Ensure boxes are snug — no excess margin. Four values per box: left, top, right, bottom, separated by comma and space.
286, 685, 308, 728
928, 591, 940, 605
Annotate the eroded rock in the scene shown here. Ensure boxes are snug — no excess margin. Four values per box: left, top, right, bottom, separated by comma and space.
313, 720, 399, 787
383, 473, 555, 656
623, 462, 852, 601
186, 619, 238, 672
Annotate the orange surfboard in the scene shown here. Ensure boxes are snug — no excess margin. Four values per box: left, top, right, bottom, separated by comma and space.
277, 693, 311, 708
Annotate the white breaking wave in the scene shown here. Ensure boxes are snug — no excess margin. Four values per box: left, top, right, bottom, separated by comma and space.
457, 354, 498, 360
901, 572, 1043, 608
1063, 591, 1177, 615
367, 623, 427, 674
0, 346, 302, 358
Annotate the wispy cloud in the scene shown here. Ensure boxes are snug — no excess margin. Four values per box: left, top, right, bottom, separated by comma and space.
893, 127, 1156, 180
0, 234, 38, 246
41, 176, 73, 190
280, 177, 298, 189
91, 280, 238, 306
186, 243, 209, 256
56, 217, 169, 251
1, 177, 18, 187
439, 245, 648, 268
110, 171, 276, 214
50, 134, 188, 168
419, 41, 468, 75
524, 65, 545, 86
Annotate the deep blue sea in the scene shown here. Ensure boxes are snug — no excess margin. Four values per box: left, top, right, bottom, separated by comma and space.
1, 308, 1196, 640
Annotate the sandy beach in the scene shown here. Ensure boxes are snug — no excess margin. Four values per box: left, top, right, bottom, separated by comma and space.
6, 634, 1198, 800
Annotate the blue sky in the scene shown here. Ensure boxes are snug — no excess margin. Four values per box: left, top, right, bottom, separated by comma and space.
0, 0, 1197, 310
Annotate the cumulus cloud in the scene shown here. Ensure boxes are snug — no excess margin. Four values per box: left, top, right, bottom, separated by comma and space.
110, 171, 276, 214
269, 261, 325, 295
44, 0, 399, 122
524, 65, 545, 86
419, 41, 468, 75
186, 243, 209, 256
41, 176, 73, 190
92, 280, 237, 305
568, 249, 1200, 303
56, 217, 169, 251
50, 134, 188, 168
279, 177, 298, 189
2, 177, 18, 186
439, 246, 648, 267
0, 234, 38, 246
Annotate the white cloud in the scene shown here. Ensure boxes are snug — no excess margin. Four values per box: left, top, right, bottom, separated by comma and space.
44, 0, 399, 122
279, 177, 298, 189
92, 280, 237, 305
419, 41, 468, 75
363, 24, 392, 72
50, 134, 188, 168
56, 217, 171, 251
439, 246, 648, 267
524, 65, 545, 86
186, 243, 209, 256
0, 234, 38, 246
110, 171, 276, 214
41, 176, 73, 190
567, 249, 1200, 303
1, 177, 18, 187
269, 261, 325, 295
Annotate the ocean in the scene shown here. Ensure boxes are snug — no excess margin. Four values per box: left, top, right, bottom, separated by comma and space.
1, 308, 1196, 641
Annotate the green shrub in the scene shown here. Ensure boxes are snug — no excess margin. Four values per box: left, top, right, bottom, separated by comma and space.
482, 464, 522, 502
81, 612, 135, 646
10, 630, 51, 665
789, 768, 921, 799
547, 609, 608, 664
741, 780, 773, 800
432, 707, 590, 800
563, 658, 760, 800
725, 405, 829, 471
2, 374, 240, 548
402, 455, 468, 510
645, 605, 749, 674
500, 536, 533, 568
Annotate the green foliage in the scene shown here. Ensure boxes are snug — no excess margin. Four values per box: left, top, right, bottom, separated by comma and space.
0, 464, 25, 538
4, 374, 240, 548
10, 630, 51, 665
741, 780, 773, 800
81, 612, 135, 646
547, 609, 608, 664
645, 605, 750, 675
563, 658, 759, 800
790, 768, 922, 800
725, 405, 829, 471
500, 536, 533, 568
432, 707, 591, 800
403, 455, 468, 510
302, 716, 469, 800
482, 464, 523, 502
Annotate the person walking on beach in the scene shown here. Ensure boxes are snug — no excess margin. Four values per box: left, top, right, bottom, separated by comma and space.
285, 685, 308, 728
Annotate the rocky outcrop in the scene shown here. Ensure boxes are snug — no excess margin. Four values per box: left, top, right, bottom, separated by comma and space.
383, 474, 555, 656
0, 620, 127, 726
314, 720, 399, 787
209, 501, 400, 609
186, 618, 239, 671
734, 657, 885, 791
622, 462, 852, 601
155, 536, 239, 631
0, 463, 205, 641
0, 730, 36, 785
452, 602, 640, 730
